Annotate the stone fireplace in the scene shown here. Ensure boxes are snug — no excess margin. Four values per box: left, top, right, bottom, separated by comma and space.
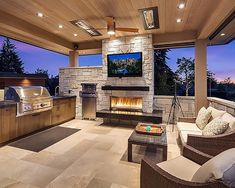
59, 34, 154, 118
110, 96, 143, 112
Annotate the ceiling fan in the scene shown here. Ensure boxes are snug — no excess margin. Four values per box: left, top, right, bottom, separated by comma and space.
98, 16, 139, 36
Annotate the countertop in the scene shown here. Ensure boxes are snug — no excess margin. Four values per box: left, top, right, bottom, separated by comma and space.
0, 100, 17, 108
0, 95, 76, 108
52, 95, 76, 100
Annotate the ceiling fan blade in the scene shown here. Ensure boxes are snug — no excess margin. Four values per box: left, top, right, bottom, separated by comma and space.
116, 27, 139, 33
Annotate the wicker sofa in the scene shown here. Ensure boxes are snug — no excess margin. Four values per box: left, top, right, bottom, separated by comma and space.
141, 145, 230, 188
176, 107, 235, 156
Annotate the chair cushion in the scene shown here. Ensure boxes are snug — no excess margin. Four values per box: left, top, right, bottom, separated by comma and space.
207, 106, 226, 121
176, 122, 201, 132
221, 113, 235, 133
157, 156, 201, 181
192, 148, 235, 183
179, 130, 202, 145
196, 107, 212, 130
202, 118, 229, 136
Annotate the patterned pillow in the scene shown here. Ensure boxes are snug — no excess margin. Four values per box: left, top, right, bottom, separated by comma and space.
196, 107, 212, 130
202, 118, 229, 136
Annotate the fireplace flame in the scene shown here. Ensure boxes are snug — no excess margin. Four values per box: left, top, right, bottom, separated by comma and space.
111, 97, 143, 110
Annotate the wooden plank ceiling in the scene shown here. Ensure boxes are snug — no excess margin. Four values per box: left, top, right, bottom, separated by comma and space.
0, 0, 234, 54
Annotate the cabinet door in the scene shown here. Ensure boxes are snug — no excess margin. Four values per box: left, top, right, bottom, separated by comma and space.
51, 104, 62, 125
51, 98, 76, 125
39, 110, 51, 128
17, 113, 41, 136
1, 106, 17, 142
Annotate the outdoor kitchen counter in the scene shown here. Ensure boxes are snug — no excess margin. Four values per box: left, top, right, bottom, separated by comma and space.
52, 95, 76, 100
0, 96, 76, 145
0, 100, 17, 108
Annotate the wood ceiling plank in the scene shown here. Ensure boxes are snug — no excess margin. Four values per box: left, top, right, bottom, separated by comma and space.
0, 0, 233, 54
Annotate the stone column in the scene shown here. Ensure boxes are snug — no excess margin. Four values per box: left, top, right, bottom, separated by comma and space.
195, 39, 208, 114
69, 50, 79, 67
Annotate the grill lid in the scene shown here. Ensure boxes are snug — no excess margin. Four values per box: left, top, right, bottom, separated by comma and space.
5, 86, 51, 102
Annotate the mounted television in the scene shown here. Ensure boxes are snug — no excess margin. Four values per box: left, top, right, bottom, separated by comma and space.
107, 52, 142, 77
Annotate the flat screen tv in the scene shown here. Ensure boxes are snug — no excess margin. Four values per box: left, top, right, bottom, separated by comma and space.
107, 52, 142, 77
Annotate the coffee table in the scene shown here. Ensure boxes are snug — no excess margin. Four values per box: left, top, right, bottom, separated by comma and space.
128, 126, 167, 162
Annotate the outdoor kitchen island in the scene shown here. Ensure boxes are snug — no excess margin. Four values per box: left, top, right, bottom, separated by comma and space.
0, 95, 76, 145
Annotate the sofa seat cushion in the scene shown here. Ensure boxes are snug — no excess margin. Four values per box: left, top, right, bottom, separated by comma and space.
157, 156, 201, 181
177, 122, 202, 132
179, 130, 202, 145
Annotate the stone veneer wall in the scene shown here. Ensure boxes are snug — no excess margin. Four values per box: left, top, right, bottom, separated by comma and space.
154, 96, 195, 123
101, 34, 154, 113
208, 97, 235, 116
59, 66, 103, 118
59, 34, 154, 118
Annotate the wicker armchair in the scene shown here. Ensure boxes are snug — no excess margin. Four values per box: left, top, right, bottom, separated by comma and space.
178, 117, 235, 156
140, 145, 229, 188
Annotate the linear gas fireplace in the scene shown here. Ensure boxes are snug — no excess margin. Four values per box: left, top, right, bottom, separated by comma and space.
110, 96, 143, 112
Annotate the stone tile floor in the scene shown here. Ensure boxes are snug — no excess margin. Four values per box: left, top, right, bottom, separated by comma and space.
0, 119, 180, 188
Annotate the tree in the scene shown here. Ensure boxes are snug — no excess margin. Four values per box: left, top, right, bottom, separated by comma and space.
35, 68, 59, 95
154, 49, 176, 95
0, 38, 24, 73
175, 57, 194, 96
35, 68, 49, 77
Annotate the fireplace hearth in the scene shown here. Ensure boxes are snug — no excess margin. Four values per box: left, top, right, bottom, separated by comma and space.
110, 96, 143, 112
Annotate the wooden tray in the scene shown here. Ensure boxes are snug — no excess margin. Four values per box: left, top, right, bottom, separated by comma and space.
135, 123, 163, 136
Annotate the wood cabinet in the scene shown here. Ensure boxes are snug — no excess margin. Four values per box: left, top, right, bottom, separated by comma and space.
17, 111, 51, 137
0, 96, 76, 144
0, 106, 17, 143
51, 97, 76, 125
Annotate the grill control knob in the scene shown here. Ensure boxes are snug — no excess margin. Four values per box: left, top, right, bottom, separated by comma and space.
40, 103, 46, 107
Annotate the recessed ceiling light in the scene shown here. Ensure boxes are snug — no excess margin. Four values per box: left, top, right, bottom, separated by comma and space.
73, 33, 78, 37
58, 24, 63, 29
176, 18, 182, 23
178, 3, 185, 9
220, 33, 225, 36
37, 12, 43, 18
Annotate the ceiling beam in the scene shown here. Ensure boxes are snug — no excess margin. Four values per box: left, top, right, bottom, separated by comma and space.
0, 10, 74, 51
0, 25, 69, 55
76, 41, 102, 50
197, 0, 235, 39
152, 31, 197, 45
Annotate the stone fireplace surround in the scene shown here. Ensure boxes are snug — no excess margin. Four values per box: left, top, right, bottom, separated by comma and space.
59, 34, 154, 118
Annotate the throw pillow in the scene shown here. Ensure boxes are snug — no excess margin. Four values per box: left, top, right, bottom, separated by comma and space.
202, 118, 228, 136
196, 107, 211, 130
221, 113, 235, 133
222, 163, 235, 187
192, 148, 235, 183
207, 106, 226, 121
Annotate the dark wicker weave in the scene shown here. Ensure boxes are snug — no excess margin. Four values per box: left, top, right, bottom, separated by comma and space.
141, 145, 229, 188
178, 117, 235, 156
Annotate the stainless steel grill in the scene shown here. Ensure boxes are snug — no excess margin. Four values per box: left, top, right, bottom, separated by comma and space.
5, 86, 53, 116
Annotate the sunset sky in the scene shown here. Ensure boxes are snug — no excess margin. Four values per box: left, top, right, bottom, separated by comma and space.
0, 36, 234, 82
